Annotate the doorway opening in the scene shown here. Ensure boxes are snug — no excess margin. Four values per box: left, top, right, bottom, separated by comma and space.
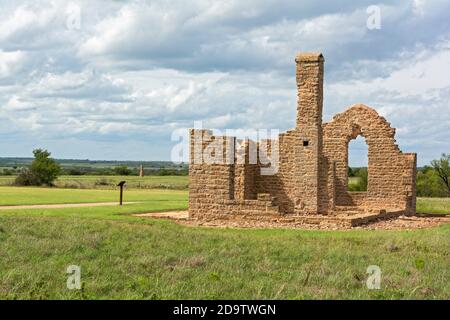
348, 135, 368, 191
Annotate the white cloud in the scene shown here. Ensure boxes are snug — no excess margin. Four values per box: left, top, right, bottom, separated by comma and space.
0, 0, 449, 164
0, 50, 26, 78
325, 42, 450, 164
329, 43, 450, 98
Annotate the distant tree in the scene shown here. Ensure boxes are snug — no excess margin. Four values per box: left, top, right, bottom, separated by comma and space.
352, 167, 361, 177
113, 166, 132, 176
15, 149, 61, 186
357, 168, 368, 191
1, 168, 15, 176
431, 153, 450, 196
416, 167, 447, 197
30, 149, 61, 185
348, 167, 355, 177
66, 168, 85, 176
348, 167, 368, 192
157, 168, 172, 176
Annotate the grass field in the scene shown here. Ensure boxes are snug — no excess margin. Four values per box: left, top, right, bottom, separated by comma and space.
0, 186, 449, 299
0, 185, 448, 214
0, 186, 187, 206
0, 175, 189, 190
416, 198, 450, 214
348, 177, 360, 187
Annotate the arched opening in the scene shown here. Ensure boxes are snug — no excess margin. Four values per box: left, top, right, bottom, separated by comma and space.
348, 135, 368, 191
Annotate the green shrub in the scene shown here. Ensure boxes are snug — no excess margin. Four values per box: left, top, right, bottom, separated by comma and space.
1, 168, 15, 176
417, 166, 447, 197
431, 153, 450, 196
113, 166, 132, 176
15, 168, 39, 186
66, 168, 85, 175
15, 149, 61, 186
348, 168, 368, 191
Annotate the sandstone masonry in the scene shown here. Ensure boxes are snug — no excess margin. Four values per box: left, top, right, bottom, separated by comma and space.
189, 53, 416, 226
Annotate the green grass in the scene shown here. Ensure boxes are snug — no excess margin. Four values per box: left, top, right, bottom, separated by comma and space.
0, 185, 446, 214
0, 175, 189, 190
0, 211, 449, 299
0, 186, 449, 299
417, 198, 450, 214
0, 186, 187, 206
348, 177, 361, 187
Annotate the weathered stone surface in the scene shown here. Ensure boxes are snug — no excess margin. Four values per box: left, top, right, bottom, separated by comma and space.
188, 52, 416, 225
134, 210, 450, 230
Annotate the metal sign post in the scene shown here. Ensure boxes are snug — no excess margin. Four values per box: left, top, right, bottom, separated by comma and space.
117, 181, 126, 206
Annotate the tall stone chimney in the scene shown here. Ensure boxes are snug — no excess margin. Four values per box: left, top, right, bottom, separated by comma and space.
293, 53, 325, 214
295, 53, 324, 128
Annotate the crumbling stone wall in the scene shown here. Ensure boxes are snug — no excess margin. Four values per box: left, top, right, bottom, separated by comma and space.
189, 129, 279, 220
255, 128, 322, 215
189, 129, 234, 219
322, 104, 416, 215
188, 52, 416, 222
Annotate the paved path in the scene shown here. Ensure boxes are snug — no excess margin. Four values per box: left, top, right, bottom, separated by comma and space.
0, 202, 136, 210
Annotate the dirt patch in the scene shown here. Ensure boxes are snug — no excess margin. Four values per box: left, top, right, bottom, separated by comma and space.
134, 211, 189, 219
354, 215, 450, 230
134, 210, 450, 230
0, 202, 136, 210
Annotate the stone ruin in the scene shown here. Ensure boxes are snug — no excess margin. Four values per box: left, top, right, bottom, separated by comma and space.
188, 53, 416, 228
139, 164, 145, 177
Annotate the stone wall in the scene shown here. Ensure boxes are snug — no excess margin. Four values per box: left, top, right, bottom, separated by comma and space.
322, 104, 416, 214
255, 128, 323, 215
188, 52, 416, 222
188, 129, 280, 220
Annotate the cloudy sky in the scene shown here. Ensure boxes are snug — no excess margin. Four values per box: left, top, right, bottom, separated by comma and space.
0, 0, 449, 166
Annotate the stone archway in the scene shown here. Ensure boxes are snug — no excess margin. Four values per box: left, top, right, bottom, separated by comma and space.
323, 104, 416, 214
